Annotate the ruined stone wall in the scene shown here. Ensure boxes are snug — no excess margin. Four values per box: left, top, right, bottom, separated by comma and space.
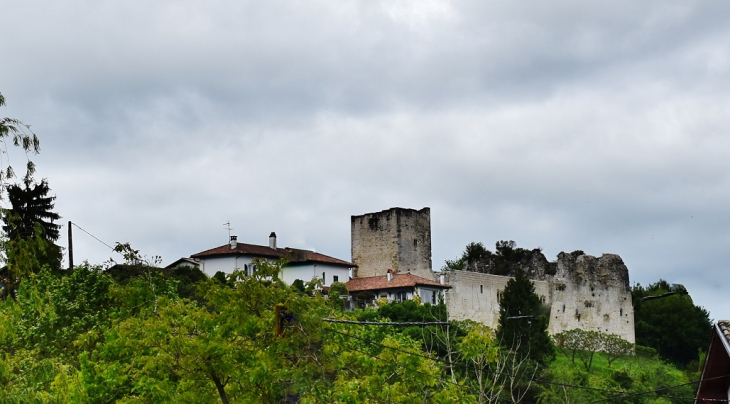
351, 207, 432, 278
443, 271, 551, 328
350, 206, 635, 341
547, 253, 635, 343
442, 253, 635, 342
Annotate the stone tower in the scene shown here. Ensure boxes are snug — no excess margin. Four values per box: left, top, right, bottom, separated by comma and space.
351, 207, 432, 278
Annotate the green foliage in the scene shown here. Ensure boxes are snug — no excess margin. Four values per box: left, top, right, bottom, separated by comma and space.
0, 92, 40, 186
540, 349, 696, 404
442, 241, 491, 271
3, 179, 61, 242
14, 265, 114, 359
329, 281, 348, 296
328, 281, 349, 311
212, 270, 228, 286
0, 239, 703, 403
497, 269, 554, 366
444, 240, 539, 276
167, 264, 208, 300
3, 222, 63, 281
632, 279, 712, 366
553, 329, 633, 372
292, 278, 306, 293
602, 333, 635, 367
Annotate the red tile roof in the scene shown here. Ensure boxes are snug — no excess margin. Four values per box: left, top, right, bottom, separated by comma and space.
191, 242, 355, 268
346, 273, 451, 292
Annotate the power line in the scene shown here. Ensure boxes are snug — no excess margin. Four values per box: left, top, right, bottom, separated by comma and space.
70, 221, 115, 251
585, 378, 709, 403
325, 325, 727, 400
326, 328, 519, 403
323, 318, 450, 326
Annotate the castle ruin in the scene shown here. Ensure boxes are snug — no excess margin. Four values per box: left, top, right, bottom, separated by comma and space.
351, 207, 635, 343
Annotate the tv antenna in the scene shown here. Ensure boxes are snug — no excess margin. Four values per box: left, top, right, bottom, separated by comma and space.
223, 221, 233, 238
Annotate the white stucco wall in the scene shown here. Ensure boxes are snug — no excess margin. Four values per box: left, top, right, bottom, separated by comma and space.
281, 263, 350, 287
440, 267, 634, 342
198, 256, 259, 276
442, 271, 551, 329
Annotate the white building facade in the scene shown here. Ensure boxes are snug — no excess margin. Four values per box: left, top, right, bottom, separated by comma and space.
191, 233, 354, 288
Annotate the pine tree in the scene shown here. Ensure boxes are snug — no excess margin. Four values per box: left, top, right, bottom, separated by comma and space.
496, 268, 554, 365
3, 179, 61, 242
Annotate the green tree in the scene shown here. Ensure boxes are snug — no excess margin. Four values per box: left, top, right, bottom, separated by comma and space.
552, 328, 605, 372
632, 280, 712, 366
3, 179, 61, 242
442, 241, 491, 271
496, 269, 554, 366
0, 92, 40, 186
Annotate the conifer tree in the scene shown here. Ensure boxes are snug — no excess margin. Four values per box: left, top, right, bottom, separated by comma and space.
496, 268, 554, 365
3, 179, 61, 242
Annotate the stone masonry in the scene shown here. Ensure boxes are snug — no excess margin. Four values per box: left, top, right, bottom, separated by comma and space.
351, 207, 432, 278
350, 207, 636, 343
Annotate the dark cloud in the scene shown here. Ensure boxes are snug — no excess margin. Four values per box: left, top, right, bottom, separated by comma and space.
2, 0, 730, 318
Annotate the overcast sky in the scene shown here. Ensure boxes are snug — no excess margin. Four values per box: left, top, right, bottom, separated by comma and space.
2, 0, 729, 319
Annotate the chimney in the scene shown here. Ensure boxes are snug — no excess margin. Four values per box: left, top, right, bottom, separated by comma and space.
230, 235, 238, 249
269, 232, 277, 249
387, 269, 393, 282
439, 274, 445, 285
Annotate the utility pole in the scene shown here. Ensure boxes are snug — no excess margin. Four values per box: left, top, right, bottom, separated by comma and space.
68, 220, 73, 270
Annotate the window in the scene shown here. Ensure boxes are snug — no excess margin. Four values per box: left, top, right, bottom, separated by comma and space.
333, 275, 339, 282
398, 291, 407, 301
480, 285, 483, 294
431, 291, 436, 304
322, 272, 326, 283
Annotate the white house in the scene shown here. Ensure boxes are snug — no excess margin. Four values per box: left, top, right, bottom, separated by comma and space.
190, 233, 355, 288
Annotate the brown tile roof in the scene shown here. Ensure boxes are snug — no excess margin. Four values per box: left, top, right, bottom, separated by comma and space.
346, 273, 451, 292
192, 243, 281, 259
191, 243, 355, 268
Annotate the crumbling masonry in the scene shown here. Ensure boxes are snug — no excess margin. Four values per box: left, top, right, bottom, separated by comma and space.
351, 207, 635, 343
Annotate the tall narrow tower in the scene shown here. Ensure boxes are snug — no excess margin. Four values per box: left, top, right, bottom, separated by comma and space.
351, 207, 432, 279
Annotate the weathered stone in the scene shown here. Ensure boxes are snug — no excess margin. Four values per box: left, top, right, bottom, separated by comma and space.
351, 207, 432, 278
350, 207, 635, 343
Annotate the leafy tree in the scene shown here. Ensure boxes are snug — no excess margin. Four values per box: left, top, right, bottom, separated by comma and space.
602, 333, 634, 367
496, 269, 554, 366
292, 278, 306, 293
329, 281, 348, 297
3, 222, 63, 282
552, 329, 603, 372
167, 264, 208, 301
444, 240, 541, 276
0, 92, 40, 186
14, 265, 114, 360
328, 281, 349, 311
632, 279, 712, 366
442, 241, 491, 271
3, 179, 61, 242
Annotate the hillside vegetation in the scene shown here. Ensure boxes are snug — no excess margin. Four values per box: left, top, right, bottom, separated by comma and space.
0, 254, 704, 403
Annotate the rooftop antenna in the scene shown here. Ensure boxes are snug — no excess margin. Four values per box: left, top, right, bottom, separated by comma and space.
224, 221, 233, 239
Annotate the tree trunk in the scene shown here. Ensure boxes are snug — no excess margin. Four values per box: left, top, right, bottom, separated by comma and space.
211, 372, 229, 404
